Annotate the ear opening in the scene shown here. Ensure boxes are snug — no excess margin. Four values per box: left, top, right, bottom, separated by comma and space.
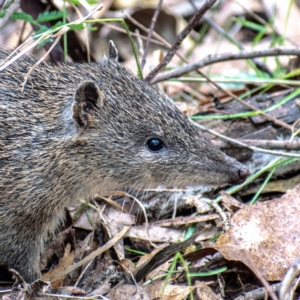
109, 40, 119, 61
72, 81, 103, 128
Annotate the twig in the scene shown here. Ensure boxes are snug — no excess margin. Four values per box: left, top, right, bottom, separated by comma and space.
125, 12, 291, 131
280, 258, 300, 300
125, 13, 188, 63
141, 0, 163, 70
0, 3, 103, 71
188, 0, 272, 75
235, 0, 297, 48
127, 6, 292, 130
176, 76, 300, 86
185, 65, 292, 130
174, 63, 292, 130
232, 251, 279, 300
203, 15, 272, 75
192, 121, 300, 158
73, 259, 94, 287
214, 139, 300, 150
150, 47, 300, 84
145, 0, 217, 83
234, 283, 282, 300
50, 225, 130, 281
21, 28, 69, 91
0, 0, 20, 28
39, 292, 109, 299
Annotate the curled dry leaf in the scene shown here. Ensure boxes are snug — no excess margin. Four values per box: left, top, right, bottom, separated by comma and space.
220, 191, 245, 211
215, 184, 300, 281
43, 244, 75, 287
41, 227, 73, 271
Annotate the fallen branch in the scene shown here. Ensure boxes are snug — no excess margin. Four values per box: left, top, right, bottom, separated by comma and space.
151, 47, 300, 84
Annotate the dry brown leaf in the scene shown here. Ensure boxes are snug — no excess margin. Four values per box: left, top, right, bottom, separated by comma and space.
41, 228, 73, 271
104, 207, 136, 260
220, 191, 245, 210
43, 244, 75, 286
50, 225, 130, 282
146, 259, 171, 282
109, 281, 194, 300
120, 258, 136, 273
195, 281, 218, 300
194, 226, 221, 243
73, 208, 98, 230
153, 214, 219, 227
107, 283, 150, 300
74, 232, 94, 262
241, 173, 300, 195
105, 206, 136, 234
215, 184, 300, 281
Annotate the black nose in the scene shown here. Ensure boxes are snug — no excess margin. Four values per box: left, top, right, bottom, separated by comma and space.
238, 167, 249, 183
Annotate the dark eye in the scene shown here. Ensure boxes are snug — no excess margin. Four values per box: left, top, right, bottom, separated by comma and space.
146, 138, 164, 152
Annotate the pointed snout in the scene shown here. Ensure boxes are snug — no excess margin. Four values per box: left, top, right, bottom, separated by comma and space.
237, 166, 249, 184
225, 155, 249, 185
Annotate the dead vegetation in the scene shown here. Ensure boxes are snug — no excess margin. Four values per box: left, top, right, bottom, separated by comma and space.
1, 0, 300, 299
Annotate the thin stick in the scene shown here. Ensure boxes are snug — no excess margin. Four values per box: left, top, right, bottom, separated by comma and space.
215, 139, 300, 151
214, 139, 300, 151
189, 68, 293, 131
125, 13, 188, 63
50, 225, 130, 281
150, 47, 300, 84
188, 0, 272, 75
145, 0, 217, 82
192, 121, 300, 158
21, 28, 69, 91
127, 9, 292, 130
141, 0, 163, 70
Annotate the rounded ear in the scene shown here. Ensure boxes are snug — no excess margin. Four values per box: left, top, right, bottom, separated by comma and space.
109, 40, 119, 61
72, 81, 103, 128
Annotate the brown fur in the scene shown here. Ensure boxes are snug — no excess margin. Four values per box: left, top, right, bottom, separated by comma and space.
0, 43, 248, 282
